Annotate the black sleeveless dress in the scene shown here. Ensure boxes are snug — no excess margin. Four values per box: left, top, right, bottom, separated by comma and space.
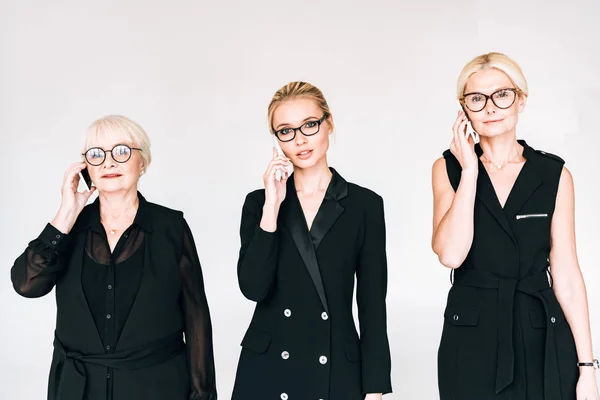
438, 140, 579, 400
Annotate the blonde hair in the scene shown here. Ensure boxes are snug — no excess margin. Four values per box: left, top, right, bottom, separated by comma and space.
457, 52, 528, 101
82, 115, 152, 173
267, 81, 331, 134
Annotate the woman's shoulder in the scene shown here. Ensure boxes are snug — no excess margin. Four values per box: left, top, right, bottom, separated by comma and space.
346, 182, 383, 205
145, 201, 184, 218
527, 142, 565, 165
244, 188, 266, 204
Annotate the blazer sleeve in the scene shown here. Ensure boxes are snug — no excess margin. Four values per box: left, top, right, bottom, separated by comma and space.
237, 190, 279, 302
356, 194, 392, 394
10, 223, 71, 298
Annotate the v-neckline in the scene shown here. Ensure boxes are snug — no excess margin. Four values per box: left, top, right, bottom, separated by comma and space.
296, 192, 327, 234
479, 159, 528, 210
475, 141, 529, 211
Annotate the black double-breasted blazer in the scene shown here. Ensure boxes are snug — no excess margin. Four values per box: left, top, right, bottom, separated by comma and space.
232, 168, 392, 400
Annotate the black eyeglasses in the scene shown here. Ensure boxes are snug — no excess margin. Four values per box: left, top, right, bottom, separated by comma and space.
461, 88, 521, 112
83, 144, 142, 166
273, 114, 329, 142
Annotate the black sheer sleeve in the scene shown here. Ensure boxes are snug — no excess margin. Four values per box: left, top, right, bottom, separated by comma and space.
11, 223, 71, 298
179, 219, 217, 400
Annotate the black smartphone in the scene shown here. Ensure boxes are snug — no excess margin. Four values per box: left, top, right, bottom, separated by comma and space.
80, 168, 93, 190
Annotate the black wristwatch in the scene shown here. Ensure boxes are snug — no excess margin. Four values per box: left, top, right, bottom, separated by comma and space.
577, 359, 600, 369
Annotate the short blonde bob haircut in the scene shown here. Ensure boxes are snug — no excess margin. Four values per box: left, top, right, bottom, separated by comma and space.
82, 115, 152, 173
457, 52, 529, 102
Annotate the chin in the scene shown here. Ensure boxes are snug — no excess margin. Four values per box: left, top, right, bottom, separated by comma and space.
293, 158, 321, 170
477, 125, 512, 138
96, 183, 133, 194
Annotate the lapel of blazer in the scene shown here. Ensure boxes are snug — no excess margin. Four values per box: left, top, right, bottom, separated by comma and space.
310, 168, 348, 249
280, 168, 348, 313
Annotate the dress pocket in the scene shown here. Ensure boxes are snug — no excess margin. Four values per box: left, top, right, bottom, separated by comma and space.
344, 341, 361, 363
516, 213, 548, 220
529, 308, 565, 329
444, 307, 480, 326
240, 329, 272, 354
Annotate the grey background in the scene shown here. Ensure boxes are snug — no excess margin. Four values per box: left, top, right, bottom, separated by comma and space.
1, 0, 598, 398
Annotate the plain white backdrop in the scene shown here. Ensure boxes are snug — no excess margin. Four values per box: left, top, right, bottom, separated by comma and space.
1, 0, 599, 398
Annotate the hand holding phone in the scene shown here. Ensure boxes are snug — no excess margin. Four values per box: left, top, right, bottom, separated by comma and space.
52, 162, 96, 234
457, 101, 479, 143
273, 136, 293, 181
451, 103, 479, 172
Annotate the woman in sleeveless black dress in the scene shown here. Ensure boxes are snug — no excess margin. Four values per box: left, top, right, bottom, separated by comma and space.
432, 53, 599, 399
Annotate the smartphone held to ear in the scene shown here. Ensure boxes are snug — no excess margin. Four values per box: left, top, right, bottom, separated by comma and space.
80, 168, 93, 190
465, 120, 479, 143
458, 100, 479, 143
273, 136, 293, 182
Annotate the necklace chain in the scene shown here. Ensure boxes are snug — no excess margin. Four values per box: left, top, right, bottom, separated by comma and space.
100, 199, 139, 235
481, 148, 522, 169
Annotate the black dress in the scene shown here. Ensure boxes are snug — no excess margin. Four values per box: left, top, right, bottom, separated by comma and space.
232, 168, 392, 400
11, 193, 217, 400
438, 141, 579, 400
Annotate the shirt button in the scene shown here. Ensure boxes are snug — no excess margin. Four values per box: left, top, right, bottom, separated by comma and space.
106, 314, 112, 319
319, 356, 328, 365
51, 240, 57, 245
551, 317, 556, 323
453, 314, 459, 321
106, 373, 111, 379
284, 309, 291, 317
321, 312, 329, 320
281, 351, 290, 360
55, 234, 61, 239
107, 285, 113, 290
280, 394, 288, 400
106, 345, 111, 350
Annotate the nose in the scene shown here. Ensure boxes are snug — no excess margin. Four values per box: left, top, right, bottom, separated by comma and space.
102, 153, 117, 168
295, 130, 307, 146
484, 97, 498, 114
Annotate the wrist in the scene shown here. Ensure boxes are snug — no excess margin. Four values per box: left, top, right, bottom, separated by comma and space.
579, 367, 597, 377
263, 200, 280, 215
578, 359, 599, 374
461, 168, 478, 178
260, 205, 279, 233
52, 209, 77, 234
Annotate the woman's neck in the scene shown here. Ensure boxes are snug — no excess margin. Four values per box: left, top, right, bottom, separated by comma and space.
99, 189, 139, 221
293, 160, 332, 196
478, 132, 523, 165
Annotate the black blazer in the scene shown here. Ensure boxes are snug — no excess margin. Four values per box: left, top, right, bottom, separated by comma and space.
438, 141, 578, 400
11, 194, 216, 400
232, 168, 392, 400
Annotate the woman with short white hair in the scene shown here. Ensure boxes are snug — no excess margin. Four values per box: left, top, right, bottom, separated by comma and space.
11, 115, 217, 400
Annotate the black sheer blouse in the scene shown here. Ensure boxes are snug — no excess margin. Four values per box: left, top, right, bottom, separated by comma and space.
11, 197, 216, 400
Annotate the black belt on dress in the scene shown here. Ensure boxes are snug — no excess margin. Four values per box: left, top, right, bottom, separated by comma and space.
52, 331, 185, 400
453, 268, 562, 400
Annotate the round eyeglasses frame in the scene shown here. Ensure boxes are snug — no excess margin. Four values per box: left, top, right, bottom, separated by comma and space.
82, 144, 143, 166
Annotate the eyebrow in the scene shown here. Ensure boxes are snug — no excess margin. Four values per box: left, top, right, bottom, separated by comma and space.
274, 116, 320, 130
464, 87, 515, 95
